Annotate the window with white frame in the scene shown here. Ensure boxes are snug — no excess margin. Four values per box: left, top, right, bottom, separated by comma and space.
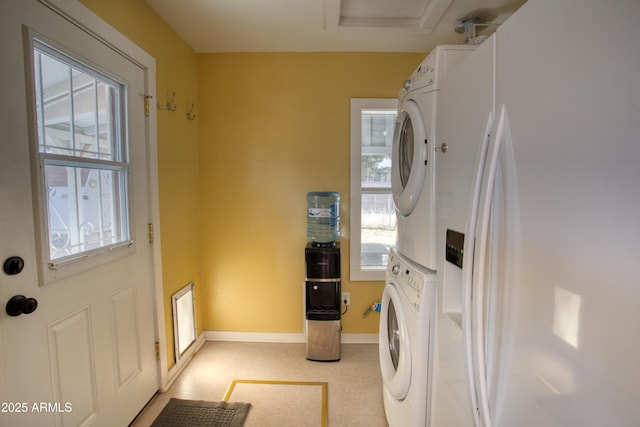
32, 40, 131, 269
350, 98, 397, 281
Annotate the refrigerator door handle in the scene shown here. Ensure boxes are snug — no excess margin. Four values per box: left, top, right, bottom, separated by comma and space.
471, 104, 509, 427
462, 110, 494, 427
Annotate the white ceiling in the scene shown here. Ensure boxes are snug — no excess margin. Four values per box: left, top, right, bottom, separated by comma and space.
146, 0, 527, 53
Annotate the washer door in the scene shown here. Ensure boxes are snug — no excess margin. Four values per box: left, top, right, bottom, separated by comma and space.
392, 98, 427, 216
379, 282, 411, 400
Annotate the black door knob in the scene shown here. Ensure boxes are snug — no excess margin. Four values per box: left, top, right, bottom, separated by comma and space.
6, 295, 38, 317
3, 256, 24, 275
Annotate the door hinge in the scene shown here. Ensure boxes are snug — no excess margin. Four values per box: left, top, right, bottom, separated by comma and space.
148, 223, 154, 243
144, 95, 152, 117
155, 342, 160, 360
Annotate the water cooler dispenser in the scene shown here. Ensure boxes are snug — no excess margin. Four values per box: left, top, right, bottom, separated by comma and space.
305, 192, 341, 361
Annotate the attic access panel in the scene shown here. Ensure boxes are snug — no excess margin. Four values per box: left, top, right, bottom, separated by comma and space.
325, 0, 453, 32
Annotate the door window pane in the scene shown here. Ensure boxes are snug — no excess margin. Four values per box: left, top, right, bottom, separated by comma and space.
33, 41, 130, 262
45, 164, 126, 259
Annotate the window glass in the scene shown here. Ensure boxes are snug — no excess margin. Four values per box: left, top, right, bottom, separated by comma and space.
360, 110, 395, 269
350, 99, 397, 281
33, 42, 129, 263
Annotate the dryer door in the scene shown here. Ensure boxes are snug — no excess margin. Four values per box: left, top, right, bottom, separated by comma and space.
392, 98, 427, 216
379, 282, 411, 400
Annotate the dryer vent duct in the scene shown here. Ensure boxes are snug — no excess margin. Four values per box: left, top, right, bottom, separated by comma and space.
455, 14, 497, 45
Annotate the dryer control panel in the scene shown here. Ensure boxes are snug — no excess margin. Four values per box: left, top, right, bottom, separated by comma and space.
403, 45, 477, 92
414, 58, 436, 89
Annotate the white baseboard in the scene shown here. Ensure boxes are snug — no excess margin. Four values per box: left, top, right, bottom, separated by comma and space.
341, 333, 379, 344
162, 332, 206, 392
204, 330, 378, 344
205, 331, 304, 343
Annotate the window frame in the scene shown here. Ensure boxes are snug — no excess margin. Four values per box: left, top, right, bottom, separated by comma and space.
349, 98, 397, 281
26, 32, 136, 285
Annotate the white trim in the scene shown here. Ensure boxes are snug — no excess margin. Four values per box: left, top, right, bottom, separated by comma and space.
206, 331, 305, 343
349, 98, 397, 282
205, 331, 379, 344
39, 0, 155, 70
162, 333, 206, 392
342, 333, 379, 344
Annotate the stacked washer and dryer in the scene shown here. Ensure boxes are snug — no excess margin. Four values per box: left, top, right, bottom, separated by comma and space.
379, 45, 475, 427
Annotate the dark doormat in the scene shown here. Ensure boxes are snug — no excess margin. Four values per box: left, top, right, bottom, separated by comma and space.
151, 398, 251, 427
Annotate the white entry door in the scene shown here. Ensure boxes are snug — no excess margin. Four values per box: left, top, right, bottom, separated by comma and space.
0, 1, 159, 426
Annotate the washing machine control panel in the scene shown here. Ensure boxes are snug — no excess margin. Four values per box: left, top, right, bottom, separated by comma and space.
391, 263, 400, 275
387, 251, 429, 312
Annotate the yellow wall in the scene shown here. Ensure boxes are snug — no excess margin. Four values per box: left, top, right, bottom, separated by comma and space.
81, 0, 425, 364
79, 0, 202, 367
198, 53, 424, 334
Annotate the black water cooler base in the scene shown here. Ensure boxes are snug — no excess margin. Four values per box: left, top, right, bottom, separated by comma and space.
304, 241, 341, 362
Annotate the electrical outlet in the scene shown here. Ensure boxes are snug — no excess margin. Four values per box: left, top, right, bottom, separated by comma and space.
342, 292, 350, 306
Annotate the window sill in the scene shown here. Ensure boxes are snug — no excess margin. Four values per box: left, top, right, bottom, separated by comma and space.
350, 268, 386, 282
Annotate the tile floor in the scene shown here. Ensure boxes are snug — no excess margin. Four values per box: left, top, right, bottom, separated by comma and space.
131, 341, 389, 427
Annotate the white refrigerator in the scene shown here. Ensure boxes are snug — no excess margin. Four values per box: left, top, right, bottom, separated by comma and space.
432, 0, 640, 425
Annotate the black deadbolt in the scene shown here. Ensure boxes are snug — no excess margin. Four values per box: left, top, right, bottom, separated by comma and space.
6, 295, 38, 317
3, 256, 25, 275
